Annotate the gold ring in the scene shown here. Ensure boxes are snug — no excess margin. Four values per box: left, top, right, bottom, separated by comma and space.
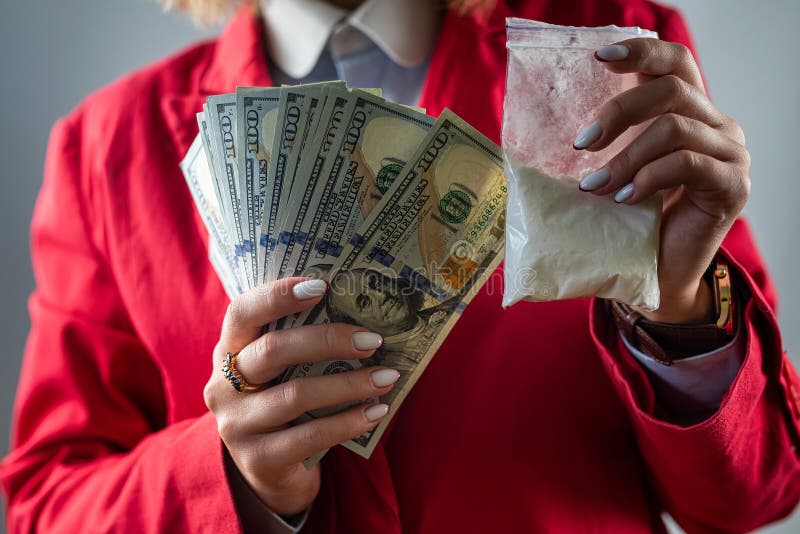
221, 351, 261, 393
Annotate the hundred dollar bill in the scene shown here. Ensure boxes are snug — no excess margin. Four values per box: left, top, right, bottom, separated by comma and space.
180, 135, 244, 297
268, 86, 356, 283
207, 94, 253, 285
272, 84, 383, 237
198, 111, 229, 228
236, 87, 281, 285
198, 109, 248, 286
270, 81, 346, 241
261, 85, 317, 281
269, 85, 319, 250
197, 103, 246, 292
273, 85, 380, 238
287, 109, 508, 460
282, 90, 434, 328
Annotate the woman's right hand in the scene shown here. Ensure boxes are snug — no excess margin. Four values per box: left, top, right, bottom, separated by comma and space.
203, 277, 400, 516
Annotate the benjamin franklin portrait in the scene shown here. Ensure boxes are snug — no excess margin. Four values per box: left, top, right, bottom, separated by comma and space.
325, 268, 458, 373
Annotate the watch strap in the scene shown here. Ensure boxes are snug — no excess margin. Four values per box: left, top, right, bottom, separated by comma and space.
609, 259, 737, 364
610, 300, 735, 365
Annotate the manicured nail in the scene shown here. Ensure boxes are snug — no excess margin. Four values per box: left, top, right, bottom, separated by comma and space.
364, 403, 389, 422
579, 168, 610, 191
615, 183, 635, 203
292, 279, 327, 300
371, 369, 400, 388
573, 122, 602, 149
595, 44, 630, 62
352, 332, 384, 351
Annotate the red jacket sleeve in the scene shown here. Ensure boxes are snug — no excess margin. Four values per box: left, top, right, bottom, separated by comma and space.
590, 10, 800, 533
0, 115, 240, 533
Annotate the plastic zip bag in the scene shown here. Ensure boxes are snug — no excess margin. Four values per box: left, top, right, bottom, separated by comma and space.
502, 18, 661, 310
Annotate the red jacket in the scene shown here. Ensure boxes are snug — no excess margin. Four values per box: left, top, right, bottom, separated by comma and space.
3, 1, 799, 533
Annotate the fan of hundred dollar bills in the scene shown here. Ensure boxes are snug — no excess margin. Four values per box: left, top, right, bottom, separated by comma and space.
181, 81, 507, 460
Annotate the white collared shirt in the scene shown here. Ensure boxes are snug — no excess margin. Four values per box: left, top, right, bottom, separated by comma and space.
260, 0, 440, 105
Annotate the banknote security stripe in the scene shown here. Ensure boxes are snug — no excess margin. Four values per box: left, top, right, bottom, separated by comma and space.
314, 239, 344, 257
278, 231, 294, 245
399, 265, 449, 301
261, 236, 277, 251
349, 233, 365, 247
371, 247, 395, 267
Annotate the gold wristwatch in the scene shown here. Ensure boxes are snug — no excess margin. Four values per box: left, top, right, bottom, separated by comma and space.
711, 261, 734, 334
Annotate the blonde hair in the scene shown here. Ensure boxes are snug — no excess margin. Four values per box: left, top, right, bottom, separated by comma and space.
157, 0, 491, 25
158, 0, 241, 25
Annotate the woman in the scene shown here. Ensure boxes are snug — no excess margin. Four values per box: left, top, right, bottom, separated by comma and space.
2, 0, 798, 532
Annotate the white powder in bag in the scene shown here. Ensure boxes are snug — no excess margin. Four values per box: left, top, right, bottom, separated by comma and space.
503, 163, 661, 310
502, 18, 662, 310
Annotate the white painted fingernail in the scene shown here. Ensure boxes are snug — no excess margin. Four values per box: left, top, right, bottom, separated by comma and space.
292, 279, 327, 300
579, 168, 610, 191
353, 332, 383, 351
596, 44, 630, 62
573, 122, 602, 149
615, 183, 635, 203
364, 403, 389, 422
371, 369, 400, 388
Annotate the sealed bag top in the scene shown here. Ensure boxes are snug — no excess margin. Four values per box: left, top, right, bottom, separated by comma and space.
504, 18, 657, 179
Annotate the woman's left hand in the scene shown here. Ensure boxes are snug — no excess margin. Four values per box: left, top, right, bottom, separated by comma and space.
574, 38, 751, 324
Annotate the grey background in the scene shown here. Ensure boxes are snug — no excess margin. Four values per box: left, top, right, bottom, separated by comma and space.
0, 0, 797, 532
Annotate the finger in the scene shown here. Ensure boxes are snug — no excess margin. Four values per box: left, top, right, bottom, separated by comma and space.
240, 367, 400, 432
573, 75, 725, 152
266, 402, 390, 466
235, 323, 385, 385
613, 150, 750, 211
221, 278, 328, 350
594, 37, 704, 90
580, 113, 745, 197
